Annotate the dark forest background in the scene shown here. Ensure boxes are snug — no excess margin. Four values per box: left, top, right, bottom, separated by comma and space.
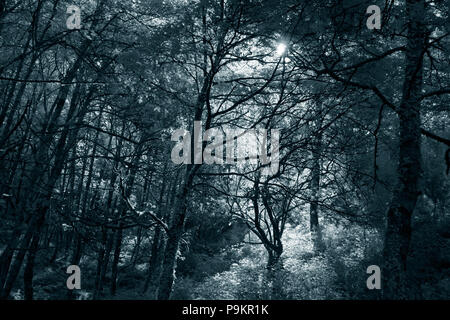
0, 0, 449, 300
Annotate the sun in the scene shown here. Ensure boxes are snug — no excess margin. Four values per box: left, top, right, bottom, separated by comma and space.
276, 43, 287, 56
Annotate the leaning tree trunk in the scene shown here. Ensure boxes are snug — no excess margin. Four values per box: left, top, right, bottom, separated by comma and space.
143, 226, 165, 297
157, 161, 199, 300
382, 0, 426, 300
156, 73, 210, 300
156, 0, 226, 298
142, 167, 169, 296
157, 189, 189, 300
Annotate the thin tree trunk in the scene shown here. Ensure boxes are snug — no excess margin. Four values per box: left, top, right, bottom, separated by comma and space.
131, 226, 142, 267
110, 140, 143, 295
142, 226, 164, 296
110, 226, 123, 296
23, 233, 40, 300
310, 128, 324, 252
143, 165, 169, 296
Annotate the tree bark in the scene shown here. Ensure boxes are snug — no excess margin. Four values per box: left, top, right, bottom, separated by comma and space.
382, 0, 426, 299
266, 248, 283, 299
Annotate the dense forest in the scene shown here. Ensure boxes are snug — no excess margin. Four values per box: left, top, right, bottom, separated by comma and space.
0, 0, 449, 300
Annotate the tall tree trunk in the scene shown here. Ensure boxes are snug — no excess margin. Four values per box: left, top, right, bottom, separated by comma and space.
94, 129, 123, 298
143, 226, 165, 297
68, 110, 103, 300
142, 165, 170, 296
156, 61, 210, 300
23, 233, 40, 300
382, 0, 426, 300
157, 179, 191, 300
157, 222, 184, 300
130, 226, 142, 267
110, 227, 123, 296
98, 229, 114, 295
110, 140, 143, 295
310, 128, 324, 253
93, 227, 108, 300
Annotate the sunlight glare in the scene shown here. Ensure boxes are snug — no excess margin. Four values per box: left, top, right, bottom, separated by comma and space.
276, 43, 287, 56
